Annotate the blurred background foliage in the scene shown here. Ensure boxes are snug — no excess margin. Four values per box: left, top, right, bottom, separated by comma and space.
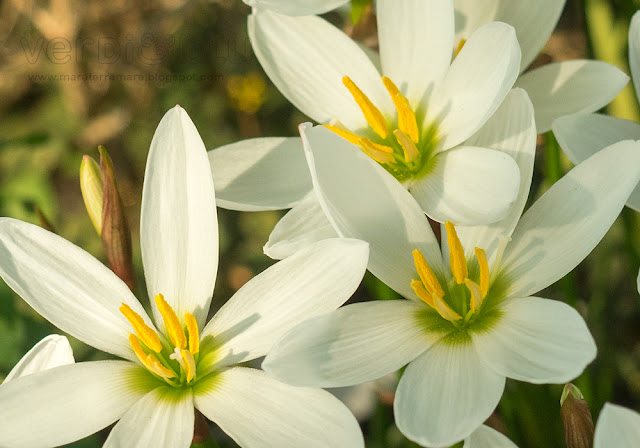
1, 0, 640, 446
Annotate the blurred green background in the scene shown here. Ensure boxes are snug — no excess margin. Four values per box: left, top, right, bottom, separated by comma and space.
1, 0, 640, 446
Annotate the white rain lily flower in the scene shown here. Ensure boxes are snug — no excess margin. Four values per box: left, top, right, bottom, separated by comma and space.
262, 107, 640, 445
242, 0, 348, 16
554, 10, 640, 213
0, 106, 369, 448
594, 403, 640, 447
3, 334, 74, 384
211, 0, 523, 226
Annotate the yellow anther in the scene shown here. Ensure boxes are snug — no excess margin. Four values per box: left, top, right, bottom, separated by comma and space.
445, 222, 468, 284
433, 294, 463, 322
343, 76, 389, 139
323, 124, 362, 146
120, 303, 162, 353
455, 39, 467, 58
155, 294, 187, 350
394, 129, 420, 163
382, 77, 419, 143
358, 138, 396, 165
185, 312, 200, 355
181, 349, 197, 382
465, 279, 484, 314
146, 354, 176, 379
412, 249, 445, 299
474, 247, 490, 298
410, 279, 435, 308
129, 334, 150, 367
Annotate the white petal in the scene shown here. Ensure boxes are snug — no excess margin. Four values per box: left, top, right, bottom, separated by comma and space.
426, 22, 520, 149
141, 106, 218, 330
201, 238, 369, 367
500, 140, 640, 299
5, 334, 74, 383
377, 0, 454, 105
249, 10, 391, 130
245, 0, 348, 15
300, 123, 443, 301
594, 403, 640, 448
453, 0, 499, 46
456, 88, 537, 264
410, 146, 520, 225
104, 387, 193, 448
209, 137, 312, 211
473, 297, 596, 383
264, 192, 338, 260
194, 367, 364, 448
0, 361, 154, 448
395, 341, 506, 447
464, 425, 519, 448
0, 218, 152, 361
515, 60, 629, 133
263, 300, 435, 387
629, 12, 640, 105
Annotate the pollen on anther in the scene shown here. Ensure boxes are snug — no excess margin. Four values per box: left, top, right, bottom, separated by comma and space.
120, 303, 162, 353
445, 222, 468, 284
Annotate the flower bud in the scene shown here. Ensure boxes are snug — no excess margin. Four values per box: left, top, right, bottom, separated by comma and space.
79, 154, 103, 235
561, 383, 594, 448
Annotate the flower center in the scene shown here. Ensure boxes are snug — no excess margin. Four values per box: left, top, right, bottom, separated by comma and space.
411, 222, 490, 326
120, 294, 200, 386
325, 76, 439, 182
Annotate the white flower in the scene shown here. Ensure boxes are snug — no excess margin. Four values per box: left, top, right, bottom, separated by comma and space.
594, 403, 640, 447
212, 0, 523, 226
261, 98, 640, 446
0, 106, 369, 448
3, 334, 74, 384
242, 0, 348, 16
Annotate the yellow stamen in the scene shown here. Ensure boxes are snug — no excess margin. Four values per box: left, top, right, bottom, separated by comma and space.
465, 279, 484, 313
343, 76, 389, 139
358, 138, 396, 164
146, 354, 176, 379
445, 222, 468, 284
394, 129, 420, 163
410, 279, 435, 308
185, 312, 200, 355
455, 39, 467, 58
433, 294, 463, 322
475, 247, 489, 298
382, 76, 419, 143
120, 303, 162, 353
323, 124, 361, 146
155, 294, 187, 350
129, 334, 151, 367
181, 349, 197, 382
412, 249, 444, 299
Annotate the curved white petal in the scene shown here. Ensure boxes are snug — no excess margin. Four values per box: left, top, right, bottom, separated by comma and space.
245, 0, 348, 15
594, 403, 640, 448
194, 367, 364, 448
0, 218, 152, 361
201, 238, 369, 367
410, 146, 520, 226
104, 387, 193, 448
5, 334, 74, 383
300, 123, 443, 302
426, 22, 520, 149
264, 193, 338, 260
629, 12, 640, 105
473, 297, 596, 383
500, 140, 640, 299
464, 425, 518, 448
263, 300, 435, 387
377, 0, 454, 106
249, 10, 391, 130
453, 0, 499, 45
141, 106, 218, 330
0, 361, 155, 448
515, 60, 629, 133
456, 88, 536, 265
394, 340, 506, 447
209, 137, 312, 211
